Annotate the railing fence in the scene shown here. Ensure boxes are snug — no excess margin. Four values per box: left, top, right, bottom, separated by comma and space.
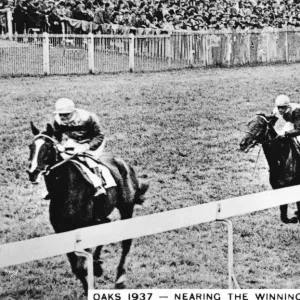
2, 184, 300, 290
1, 28, 300, 76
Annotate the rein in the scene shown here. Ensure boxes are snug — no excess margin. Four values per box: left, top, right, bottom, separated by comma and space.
32, 134, 103, 176
33, 133, 57, 144
247, 115, 276, 179
251, 145, 262, 180
47, 152, 101, 173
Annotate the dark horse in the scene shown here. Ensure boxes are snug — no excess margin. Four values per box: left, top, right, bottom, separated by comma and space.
27, 122, 149, 292
240, 113, 300, 224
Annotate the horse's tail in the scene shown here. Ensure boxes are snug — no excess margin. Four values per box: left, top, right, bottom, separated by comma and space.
135, 181, 149, 205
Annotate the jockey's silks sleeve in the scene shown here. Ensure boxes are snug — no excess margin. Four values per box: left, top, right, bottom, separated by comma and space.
52, 108, 105, 150
284, 108, 300, 137
86, 114, 105, 150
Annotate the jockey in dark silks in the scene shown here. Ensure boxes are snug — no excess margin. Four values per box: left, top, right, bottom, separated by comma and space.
271, 94, 300, 223
273, 94, 300, 139
51, 98, 109, 197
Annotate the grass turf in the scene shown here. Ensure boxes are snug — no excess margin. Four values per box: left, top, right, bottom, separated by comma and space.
1, 64, 300, 299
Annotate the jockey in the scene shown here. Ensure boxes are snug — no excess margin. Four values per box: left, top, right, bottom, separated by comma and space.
52, 98, 107, 197
273, 94, 300, 138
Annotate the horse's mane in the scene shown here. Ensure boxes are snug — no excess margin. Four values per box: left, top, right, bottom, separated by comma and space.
247, 113, 278, 130
246, 114, 266, 132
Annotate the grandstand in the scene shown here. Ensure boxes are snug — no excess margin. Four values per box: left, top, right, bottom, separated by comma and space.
1, 0, 300, 36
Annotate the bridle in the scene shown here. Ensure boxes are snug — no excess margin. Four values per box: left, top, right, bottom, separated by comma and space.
30, 134, 59, 177
29, 134, 98, 177
33, 133, 57, 144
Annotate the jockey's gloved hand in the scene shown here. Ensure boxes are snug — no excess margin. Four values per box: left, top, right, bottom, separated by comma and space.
277, 134, 287, 141
57, 144, 65, 152
284, 132, 292, 138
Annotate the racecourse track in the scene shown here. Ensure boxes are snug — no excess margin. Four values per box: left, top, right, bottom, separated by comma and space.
1, 64, 300, 299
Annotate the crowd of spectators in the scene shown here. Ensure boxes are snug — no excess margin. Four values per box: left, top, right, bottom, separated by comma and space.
2, 0, 300, 35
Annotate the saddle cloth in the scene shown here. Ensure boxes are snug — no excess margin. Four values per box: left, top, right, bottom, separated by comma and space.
59, 138, 116, 190
71, 159, 117, 189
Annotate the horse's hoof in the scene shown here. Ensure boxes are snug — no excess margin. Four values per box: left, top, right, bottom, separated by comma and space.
281, 216, 298, 224
115, 275, 126, 289
96, 217, 111, 224
94, 260, 103, 277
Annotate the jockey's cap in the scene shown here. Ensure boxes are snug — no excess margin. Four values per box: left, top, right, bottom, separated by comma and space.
54, 98, 75, 114
275, 94, 290, 107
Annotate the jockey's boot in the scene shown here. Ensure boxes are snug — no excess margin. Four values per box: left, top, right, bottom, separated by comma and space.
92, 167, 107, 185
92, 167, 107, 197
94, 185, 107, 197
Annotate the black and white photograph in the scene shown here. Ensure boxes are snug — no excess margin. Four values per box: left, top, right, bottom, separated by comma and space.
1, 0, 300, 298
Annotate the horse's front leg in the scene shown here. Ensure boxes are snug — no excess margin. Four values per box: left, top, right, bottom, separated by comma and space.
115, 203, 134, 289
115, 239, 132, 289
67, 249, 93, 295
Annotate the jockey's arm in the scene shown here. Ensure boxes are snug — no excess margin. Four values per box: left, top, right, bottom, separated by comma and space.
86, 114, 105, 151
51, 113, 104, 152
285, 108, 300, 137
53, 120, 63, 142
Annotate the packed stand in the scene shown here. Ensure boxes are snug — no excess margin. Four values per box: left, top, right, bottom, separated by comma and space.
1, 0, 300, 35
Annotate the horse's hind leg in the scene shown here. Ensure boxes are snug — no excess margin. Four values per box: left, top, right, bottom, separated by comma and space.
280, 204, 298, 224
115, 204, 134, 289
296, 201, 300, 222
93, 246, 104, 277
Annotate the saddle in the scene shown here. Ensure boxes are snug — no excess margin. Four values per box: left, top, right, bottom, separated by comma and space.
88, 153, 140, 204
69, 155, 117, 190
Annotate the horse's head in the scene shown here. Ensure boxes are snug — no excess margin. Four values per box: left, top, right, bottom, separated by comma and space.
27, 122, 57, 184
240, 113, 278, 153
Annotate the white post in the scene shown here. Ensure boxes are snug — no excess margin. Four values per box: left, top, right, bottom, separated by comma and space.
206, 33, 209, 66
166, 35, 171, 66
6, 9, 13, 40
202, 34, 206, 66
248, 31, 251, 64
188, 34, 194, 66
88, 32, 94, 74
33, 31, 37, 43
129, 33, 134, 72
285, 29, 289, 63
43, 32, 50, 75
265, 30, 269, 63
217, 219, 240, 289
61, 21, 65, 37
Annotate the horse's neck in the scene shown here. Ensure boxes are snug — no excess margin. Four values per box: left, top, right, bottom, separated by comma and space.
260, 123, 279, 168
267, 124, 278, 140
47, 162, 97, 232
45, 162, 93, 200
262, 143, 281, 170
